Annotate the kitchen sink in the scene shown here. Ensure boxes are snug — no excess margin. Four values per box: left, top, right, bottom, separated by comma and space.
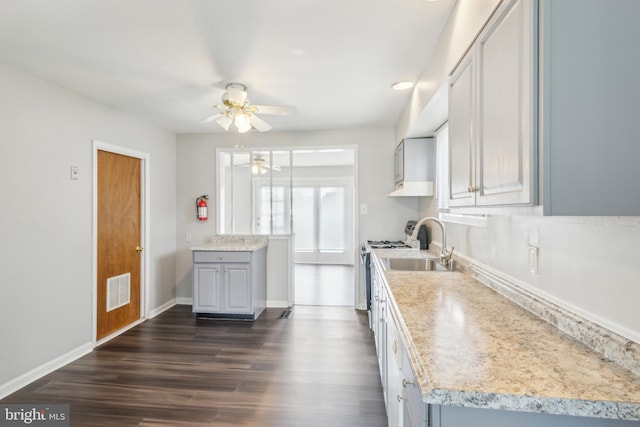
380, 257, 452, 272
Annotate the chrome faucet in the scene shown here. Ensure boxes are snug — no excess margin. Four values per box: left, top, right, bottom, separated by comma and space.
409, 217, 455, 268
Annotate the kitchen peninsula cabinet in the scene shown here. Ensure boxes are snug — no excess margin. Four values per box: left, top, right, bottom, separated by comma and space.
448, 0, 535, 208
192, 243, 266, 320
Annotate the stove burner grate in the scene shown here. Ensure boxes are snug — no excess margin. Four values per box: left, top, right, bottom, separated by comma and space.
367, 240, 412, 249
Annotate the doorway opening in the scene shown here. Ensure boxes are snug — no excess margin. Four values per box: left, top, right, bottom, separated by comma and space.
216, 146, 357, 307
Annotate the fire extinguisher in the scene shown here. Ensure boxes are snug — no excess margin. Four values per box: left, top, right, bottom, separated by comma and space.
196, 195, 208, 221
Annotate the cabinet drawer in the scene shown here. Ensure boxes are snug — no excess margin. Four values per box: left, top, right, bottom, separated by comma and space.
193, 251, 251, 263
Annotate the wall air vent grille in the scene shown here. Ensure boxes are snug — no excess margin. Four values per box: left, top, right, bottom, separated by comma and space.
106, 273, 131, 312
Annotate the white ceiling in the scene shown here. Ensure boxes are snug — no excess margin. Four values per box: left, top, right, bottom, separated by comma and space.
0, 0, 456, 134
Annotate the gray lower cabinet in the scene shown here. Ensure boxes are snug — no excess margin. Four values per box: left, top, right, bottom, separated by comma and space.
401, 350, 426, 427
373, 260, 637, 427
192, 247, 266, 320
429, 405, 639, 427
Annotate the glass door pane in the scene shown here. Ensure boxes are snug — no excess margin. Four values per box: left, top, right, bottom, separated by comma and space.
254, 185, 271, 235
319, 187, 345, 253
292, 187, 315, 253
232, 152, 251, 234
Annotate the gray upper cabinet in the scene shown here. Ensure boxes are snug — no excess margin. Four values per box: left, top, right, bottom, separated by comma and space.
448, 0, 536, 208
448, 50, 475, 207
539, 0, 640, 215
389, 137, 435, 197
448, 0, 640, 215
476, 0, 535, 207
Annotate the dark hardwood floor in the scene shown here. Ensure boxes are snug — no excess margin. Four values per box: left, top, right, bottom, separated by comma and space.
2, 305, 387, 426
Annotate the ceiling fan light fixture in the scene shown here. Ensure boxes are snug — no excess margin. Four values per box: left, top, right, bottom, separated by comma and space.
391, 81, 414, 91
235, 113, 252, 133
203, 82, 292, 133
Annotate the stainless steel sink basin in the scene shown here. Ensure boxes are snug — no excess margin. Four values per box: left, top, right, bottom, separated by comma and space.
380, 257, 451, 272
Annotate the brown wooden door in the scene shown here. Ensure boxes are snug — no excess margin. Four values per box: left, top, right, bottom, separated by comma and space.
97, 150, 142, 340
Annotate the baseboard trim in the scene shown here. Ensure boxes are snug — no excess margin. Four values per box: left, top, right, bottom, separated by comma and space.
0, 342, 93, 399
148, 300, 176, 318
176, 297, 192, 305
267, 300, 290, 308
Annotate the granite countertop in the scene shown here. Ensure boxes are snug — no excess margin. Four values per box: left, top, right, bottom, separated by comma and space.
371, 250, 640, 421
190, 235, 268, 252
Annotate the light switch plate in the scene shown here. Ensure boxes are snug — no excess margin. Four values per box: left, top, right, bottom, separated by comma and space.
70, 165, 80, 180
359, 204, 368, 215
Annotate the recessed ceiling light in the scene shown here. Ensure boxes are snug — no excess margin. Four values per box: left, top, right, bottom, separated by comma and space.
391, 81, 414, 91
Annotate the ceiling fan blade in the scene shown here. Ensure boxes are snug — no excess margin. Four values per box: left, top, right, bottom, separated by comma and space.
200, 113, 223, 124
226, 85, 247, 105
249, 114, 272, 132
216, 114, 233, 131
252, 105, 296, 116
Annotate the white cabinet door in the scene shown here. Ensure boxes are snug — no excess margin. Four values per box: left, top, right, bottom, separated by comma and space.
447, 0, 535, 208
223, 264, 251, 313
193, 264, 222, 313
476, 0, 535, 206
448, 50, 476, 207
386, 311, 403, 427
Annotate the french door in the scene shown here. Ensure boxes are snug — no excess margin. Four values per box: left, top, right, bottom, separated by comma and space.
292, 179, 354, 265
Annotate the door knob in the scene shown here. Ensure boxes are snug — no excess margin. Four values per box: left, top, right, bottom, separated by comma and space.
135, 246, 144, 254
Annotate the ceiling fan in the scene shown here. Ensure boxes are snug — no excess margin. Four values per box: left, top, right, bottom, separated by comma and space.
236, 155, 282, 175
201, 83, 294, 133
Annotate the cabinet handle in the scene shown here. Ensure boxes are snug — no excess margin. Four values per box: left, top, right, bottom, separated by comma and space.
402, 378, 414, 388
397, 394, 406, 402
392, 340, 397, 354
468, 186, 474, 193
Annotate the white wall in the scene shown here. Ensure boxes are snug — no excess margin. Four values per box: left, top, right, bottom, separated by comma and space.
396, 0, 501, 141
0, 63, 177, 391
175, 129, 422, 306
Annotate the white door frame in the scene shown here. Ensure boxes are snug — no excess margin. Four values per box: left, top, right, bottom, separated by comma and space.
92, 140, 150, 347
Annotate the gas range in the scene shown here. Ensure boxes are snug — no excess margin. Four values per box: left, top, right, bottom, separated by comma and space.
366, 240, 413, 249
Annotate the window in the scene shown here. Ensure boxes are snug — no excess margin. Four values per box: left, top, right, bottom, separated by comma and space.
217, 147, 357, 263
434, 123, 487, 226
435, 123, 450, 210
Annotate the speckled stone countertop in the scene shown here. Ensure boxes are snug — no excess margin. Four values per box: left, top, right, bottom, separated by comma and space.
371, 250, 640, 421
190, 235, 267, 251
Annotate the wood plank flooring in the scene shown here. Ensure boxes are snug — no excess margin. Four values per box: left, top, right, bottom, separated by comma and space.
2, 305, 387, 426
294, 264, 355, 307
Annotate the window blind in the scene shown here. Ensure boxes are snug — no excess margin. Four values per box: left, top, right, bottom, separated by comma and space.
435, 123, 449, 210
